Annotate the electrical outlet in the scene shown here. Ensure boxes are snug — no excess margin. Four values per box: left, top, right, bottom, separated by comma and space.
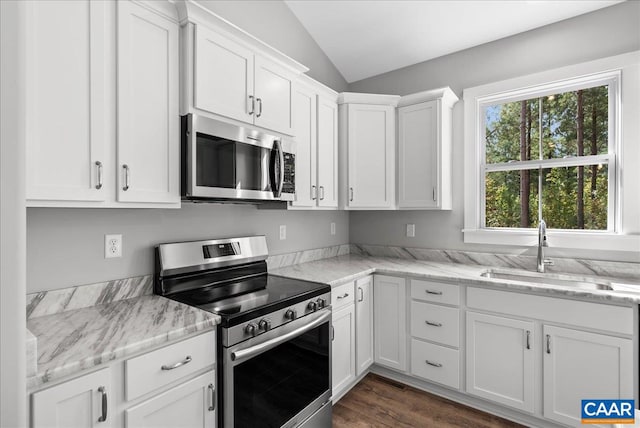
105, 234, 122, 258
406, 224, 415, 238
279, 225, 286, 240
330, 222, 336, 235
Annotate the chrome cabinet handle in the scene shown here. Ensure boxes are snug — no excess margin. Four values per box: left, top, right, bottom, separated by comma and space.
207, 384, 215, 411
425, 360, 442, 368
256, 98, 263, 117
432, 187, 436, 201
526, 330, 531, 350
546, 334, 551, 354
331, 325, 335, 341
311, 185, 317, 200
97, 386, 107, 422
358, 287, 364, 302
95, 161, 103, 190
122, 164, 130, 191
336, 293, 349, 299
319, 186, 325, 200
161, 355, 192, 370
248, 95, 255, 115
425, 320, 442, 327
425, 289, 443, 295
349, 187, 354, 202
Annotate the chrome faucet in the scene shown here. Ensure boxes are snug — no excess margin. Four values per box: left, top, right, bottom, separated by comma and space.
537, 219, 553, 273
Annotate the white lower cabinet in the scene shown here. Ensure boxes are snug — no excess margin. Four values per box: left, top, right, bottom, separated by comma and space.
466, 311, 535, 413
373, 275, 406, 371
355, 276, 374, 375
125, 371, 215, 428
332, 303, 356, 400
411, 340, 459, 389
543, 325, 633, 426
31, 368, 112, 428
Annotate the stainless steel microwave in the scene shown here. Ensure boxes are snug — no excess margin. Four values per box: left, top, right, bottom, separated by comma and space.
181, 114, 295, 202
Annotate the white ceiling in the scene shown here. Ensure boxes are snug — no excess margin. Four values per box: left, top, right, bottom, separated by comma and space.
284, 0, 624, 83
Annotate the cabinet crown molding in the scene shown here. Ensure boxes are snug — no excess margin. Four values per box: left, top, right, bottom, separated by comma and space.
398, 87, 459, 108
298, 73, 339, 100
338, 92, 401, 106
175, 0, 309, 75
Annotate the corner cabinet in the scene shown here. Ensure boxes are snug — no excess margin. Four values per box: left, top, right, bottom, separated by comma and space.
338, 93, 400, 210
355, 276, 374, 375
397, 88, 458, 210
373, 275, 406, 371
25, 0, 181, 208
290, 76, 338, 209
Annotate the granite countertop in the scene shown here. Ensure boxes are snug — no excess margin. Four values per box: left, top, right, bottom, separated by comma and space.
27, 294, 220, 389
271, 254, 640, 305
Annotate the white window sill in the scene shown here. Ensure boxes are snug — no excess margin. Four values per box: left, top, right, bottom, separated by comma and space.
463, 229, 640, 252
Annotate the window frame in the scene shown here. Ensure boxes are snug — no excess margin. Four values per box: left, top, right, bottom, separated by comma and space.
463, 52, 640, 252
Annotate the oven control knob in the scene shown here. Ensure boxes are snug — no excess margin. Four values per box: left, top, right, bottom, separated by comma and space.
258, 318, 272, 332
307, 301, 317, 312
316, 298, 326, 309
245, 323, 258, 337
285, 309, 297, 320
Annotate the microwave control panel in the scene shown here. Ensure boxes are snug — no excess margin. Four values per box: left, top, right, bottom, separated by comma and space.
282, 153, 295, 194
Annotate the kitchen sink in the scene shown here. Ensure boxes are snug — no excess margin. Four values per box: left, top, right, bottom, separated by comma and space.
480, 268, 616, 291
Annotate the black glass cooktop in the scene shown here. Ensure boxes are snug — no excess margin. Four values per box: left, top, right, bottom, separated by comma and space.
167, 273, 330, 327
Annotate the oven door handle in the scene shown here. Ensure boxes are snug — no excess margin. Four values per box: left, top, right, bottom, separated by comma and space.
231, 310, 331, 363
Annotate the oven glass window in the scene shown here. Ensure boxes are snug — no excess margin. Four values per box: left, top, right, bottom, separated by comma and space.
196, 133, 270, 191
234, 322, 330, 427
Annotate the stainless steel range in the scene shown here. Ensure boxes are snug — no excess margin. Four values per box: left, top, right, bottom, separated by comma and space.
155, 236, 332, 428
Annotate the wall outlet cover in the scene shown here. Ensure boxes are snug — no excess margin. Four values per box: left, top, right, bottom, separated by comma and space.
105, 234, 122, 258
406, 224, 415, 238
331, 222, 336, 235
279, 225, 286, 240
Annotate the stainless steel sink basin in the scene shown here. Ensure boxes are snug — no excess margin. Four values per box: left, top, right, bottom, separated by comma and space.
480, 268, 615, 291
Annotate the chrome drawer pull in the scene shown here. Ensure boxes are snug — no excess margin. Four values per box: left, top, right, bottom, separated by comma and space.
207, 384, 215, 411
97, 386, 107, 422
161, 355, 192, 370
336, 293, 349, 299
425, 290, 443, 295
425, 360, 442, 368
425, 320, 442, 327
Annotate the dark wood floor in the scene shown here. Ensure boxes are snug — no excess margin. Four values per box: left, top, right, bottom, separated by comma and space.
332, 374, 524, 428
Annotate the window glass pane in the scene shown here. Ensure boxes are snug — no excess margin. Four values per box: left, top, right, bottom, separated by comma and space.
541, 85, 608, 159
541, 165, 608, 230
485, 169, 539, 228
484, 100, 539, 163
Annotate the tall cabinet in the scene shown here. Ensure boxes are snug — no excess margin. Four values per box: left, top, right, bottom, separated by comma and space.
397, 88, 458, 210
338, 93, 400, 210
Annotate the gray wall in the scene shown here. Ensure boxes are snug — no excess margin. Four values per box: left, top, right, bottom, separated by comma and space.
198, 0, 348, 92
26, 0, 350, 293
349, 2, 640, 263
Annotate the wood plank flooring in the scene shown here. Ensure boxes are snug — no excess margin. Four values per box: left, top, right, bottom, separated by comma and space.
332, 374, 525, 428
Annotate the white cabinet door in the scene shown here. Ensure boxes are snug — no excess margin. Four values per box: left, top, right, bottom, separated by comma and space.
32, 368, 111, 428
355, 276, 374, 376
398, 100, 439, 209
373, 275, 406, 371
347, 104, 395, 208
116, 0, 179, 204
332, 304, 356, 401
466, 312, 535, 413
253, 56, 294, 135
25, 0, 107, 202
126, 370, 216, 428
543, 325, 633, 426
290, 84, 317, 208
317, 95, 339, 208
194, 25, 254, 124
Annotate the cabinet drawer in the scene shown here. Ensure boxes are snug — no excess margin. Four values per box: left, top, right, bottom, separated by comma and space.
410, 302, 459, 347
411, 280, 459, 306
125, 331, 215, 401
411, 339, 459, 389
332, 281, 355, 310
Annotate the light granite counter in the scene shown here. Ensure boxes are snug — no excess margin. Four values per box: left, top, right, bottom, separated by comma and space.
271, 254, 640, 305
27, 294, 220, 389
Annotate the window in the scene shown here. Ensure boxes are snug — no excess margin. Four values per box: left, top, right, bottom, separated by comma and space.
463, 52, 640, 251
482, 82, 614, 231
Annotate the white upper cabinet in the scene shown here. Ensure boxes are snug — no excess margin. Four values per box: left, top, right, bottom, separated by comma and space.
117, 0, 180, 204
290, 76, 338, 210
398, 88, 458, 210
194, 25, 254, 125
253, 56, 294, 135
338, 93, 399, 210
25, 0, 108, 202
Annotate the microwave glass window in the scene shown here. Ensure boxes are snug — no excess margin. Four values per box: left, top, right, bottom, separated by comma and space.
196, 133, 270, 191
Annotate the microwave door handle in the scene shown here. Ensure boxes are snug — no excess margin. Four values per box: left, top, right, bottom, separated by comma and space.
272, 140, 284, 198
